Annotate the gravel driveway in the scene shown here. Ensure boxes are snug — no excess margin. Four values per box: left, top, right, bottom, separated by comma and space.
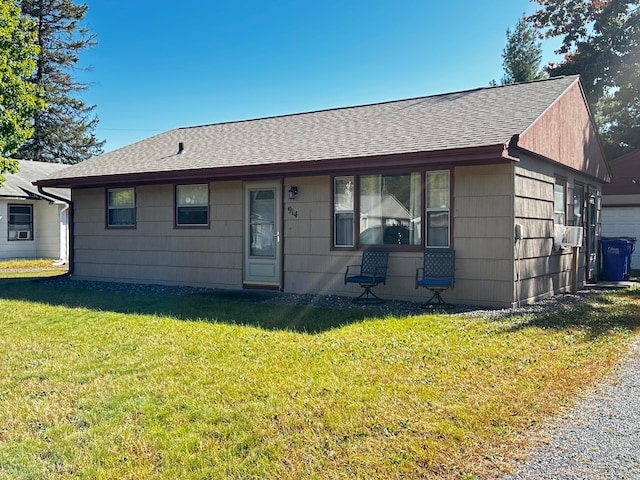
492, 337, 640, 480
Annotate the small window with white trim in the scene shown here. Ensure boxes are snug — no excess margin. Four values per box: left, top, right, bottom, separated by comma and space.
176, 184, 209, 226
8, 204, 33, 241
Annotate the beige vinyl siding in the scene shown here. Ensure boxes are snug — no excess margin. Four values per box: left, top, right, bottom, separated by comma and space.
282, 176, 339, 295
282, 177, 432, 302
281, 165, 530, 306
69, 158, 599, 307
72, 183, 243, 289
513, 158, 587, 304
453, 164, 516, 307
69, 169, 527, 306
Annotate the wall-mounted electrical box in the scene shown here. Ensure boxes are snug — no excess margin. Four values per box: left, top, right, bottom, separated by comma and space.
515, 224, 524, 240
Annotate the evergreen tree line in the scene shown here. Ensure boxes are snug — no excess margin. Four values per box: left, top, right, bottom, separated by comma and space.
16, 0, 104, 164
1, 0, 102, 168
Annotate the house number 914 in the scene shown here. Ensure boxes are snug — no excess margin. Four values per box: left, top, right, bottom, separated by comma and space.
287, 206, 298, 218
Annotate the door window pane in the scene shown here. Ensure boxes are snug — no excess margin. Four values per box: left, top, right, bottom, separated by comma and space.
250, 190, 275, 257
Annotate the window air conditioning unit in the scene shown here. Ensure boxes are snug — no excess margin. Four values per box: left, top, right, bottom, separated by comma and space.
554, 225, 583, 249
17, 231, 31, 240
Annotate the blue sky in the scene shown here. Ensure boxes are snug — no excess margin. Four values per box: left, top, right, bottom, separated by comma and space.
78, 1, 562, 152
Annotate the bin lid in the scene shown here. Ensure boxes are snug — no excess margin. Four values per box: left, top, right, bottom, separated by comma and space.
601, 238, 627, 244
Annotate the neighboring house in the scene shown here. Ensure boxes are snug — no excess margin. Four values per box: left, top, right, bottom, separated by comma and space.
601, 150, 640, 269
36, 75, 610, 307
0, 160, 70, 262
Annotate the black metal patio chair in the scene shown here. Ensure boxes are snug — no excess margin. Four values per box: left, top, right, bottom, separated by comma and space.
415, 248, 455, 306
344, 248, 390, 303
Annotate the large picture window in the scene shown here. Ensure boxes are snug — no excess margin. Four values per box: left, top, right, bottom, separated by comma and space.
176, 184, 209, 226
360, 173, 421, 246
8, 204, 33, 241
107, 188, 135, 227
332, 170, 450, 248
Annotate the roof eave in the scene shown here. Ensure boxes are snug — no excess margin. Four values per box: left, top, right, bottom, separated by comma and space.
35, 144, 512, 189
509, 144, 611, 183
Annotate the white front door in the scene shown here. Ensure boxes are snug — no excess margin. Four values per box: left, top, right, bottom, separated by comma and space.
243, 181, 282, 287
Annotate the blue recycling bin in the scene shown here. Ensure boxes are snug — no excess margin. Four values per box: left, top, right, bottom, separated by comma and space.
600, 237, 636, 281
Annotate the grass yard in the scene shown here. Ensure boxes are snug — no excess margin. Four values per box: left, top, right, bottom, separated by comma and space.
0, 259, 67, 279
0, 268, 639, 479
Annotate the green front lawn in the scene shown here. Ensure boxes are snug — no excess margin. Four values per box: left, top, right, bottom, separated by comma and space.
0, 259, 67, 279
0, 273, 638, 479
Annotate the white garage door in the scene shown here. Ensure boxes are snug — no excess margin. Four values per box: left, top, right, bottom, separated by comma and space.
601, 207, 640, 269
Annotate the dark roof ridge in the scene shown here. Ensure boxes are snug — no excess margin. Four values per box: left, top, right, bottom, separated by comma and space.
176, 75, 581, 132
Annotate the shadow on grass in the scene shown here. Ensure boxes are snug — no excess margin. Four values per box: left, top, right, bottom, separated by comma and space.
0, 276, 377, 334
501, 289, 640, 339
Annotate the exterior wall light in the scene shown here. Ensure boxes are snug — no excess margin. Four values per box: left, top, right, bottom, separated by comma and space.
288, 186, 298, 199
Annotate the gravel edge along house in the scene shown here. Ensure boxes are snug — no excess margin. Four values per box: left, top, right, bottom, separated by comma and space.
35, 75, 610, 308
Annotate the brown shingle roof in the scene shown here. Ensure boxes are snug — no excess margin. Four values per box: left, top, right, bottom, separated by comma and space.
38, 75, 580, 187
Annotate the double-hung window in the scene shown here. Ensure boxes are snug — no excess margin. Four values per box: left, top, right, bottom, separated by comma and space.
176, 184, 209, 226
333, 170, 450, 248
334, 177, 355, 247
571, 183, 584, 227
425, 171, 450, 247
8, 204, 33, 240
554, 178, 566, 225
107, 188, 135, 227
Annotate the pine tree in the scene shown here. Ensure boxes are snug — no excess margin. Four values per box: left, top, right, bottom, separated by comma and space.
16, 0, 104, 164
500, 17, 546, 85
0, 0, 44, 184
